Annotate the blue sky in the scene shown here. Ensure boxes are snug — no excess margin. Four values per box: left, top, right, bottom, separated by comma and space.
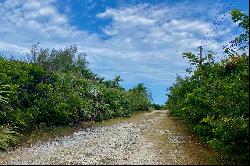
0, 0, 249, 104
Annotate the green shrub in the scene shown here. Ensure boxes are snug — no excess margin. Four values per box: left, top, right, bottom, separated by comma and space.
165, 10, 249, 164
0, 126, 19, 151
0, 45, 151, 150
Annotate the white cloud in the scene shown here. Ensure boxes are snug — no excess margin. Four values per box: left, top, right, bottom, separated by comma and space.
97, 4, 156, 26
0, 42, 29, 53
0, 0, 239, 95
0, 0, 100, 50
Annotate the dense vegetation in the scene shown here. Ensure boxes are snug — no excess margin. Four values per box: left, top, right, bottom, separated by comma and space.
165, 9, 249, 164
0, 45, 151, 150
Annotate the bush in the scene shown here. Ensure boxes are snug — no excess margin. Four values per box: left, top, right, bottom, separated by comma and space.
166, 54, 249, 164
165, 10, 249, 164
0, 126, 19, 151
0, 46, 151, 149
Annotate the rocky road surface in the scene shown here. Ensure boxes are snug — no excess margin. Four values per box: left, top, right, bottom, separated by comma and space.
0, 110, 218, 165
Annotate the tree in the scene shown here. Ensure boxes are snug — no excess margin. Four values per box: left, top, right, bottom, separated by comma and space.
165, 9, 249, 164
111, 76, 123, 89
224, 9, 249, 55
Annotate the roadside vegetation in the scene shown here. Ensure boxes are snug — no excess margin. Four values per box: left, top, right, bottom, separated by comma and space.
0, 45, 151, 150
165, 9, 249, 164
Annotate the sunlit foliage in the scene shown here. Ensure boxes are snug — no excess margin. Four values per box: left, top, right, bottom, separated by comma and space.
165, 10, 249, 164
0, 46, 151, 150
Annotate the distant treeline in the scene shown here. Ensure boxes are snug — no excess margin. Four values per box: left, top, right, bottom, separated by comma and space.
151, 103, 165, 110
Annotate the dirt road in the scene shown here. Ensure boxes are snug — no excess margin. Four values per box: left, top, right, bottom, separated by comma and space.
0, 110, 218, 165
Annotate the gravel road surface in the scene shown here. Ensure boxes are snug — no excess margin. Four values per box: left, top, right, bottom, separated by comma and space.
0, 110, 218, 165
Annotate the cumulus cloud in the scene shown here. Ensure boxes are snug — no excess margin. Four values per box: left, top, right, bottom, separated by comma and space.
0, 0, 239, 103
92, 2, 236, 85
97, 5, 156, 26
0, 0, 100, 52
